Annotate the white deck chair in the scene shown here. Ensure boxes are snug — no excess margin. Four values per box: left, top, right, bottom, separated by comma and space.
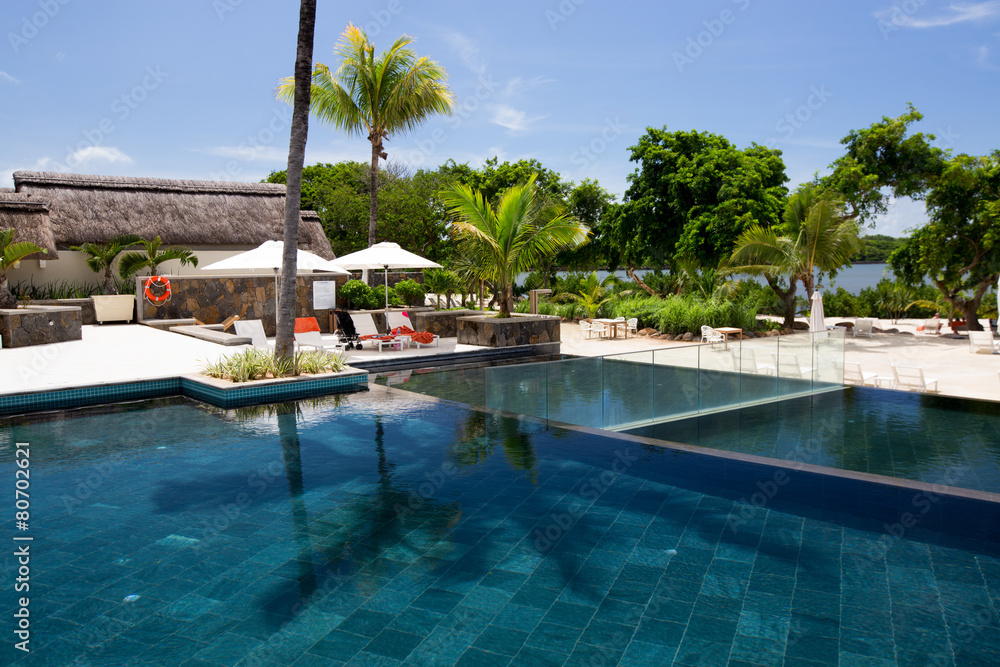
891, 365, 938, 392
626, 318, 638, 336
234, 319, 273, 349
771, 352, 815, 379
386, 311, 439, 348
579, 320, 593, 339
701, 325, 725, 346
854, 318, 875, 338
590, 320, 609, 339
353, 312, 407, 351
922, 318, 942, 335
968, 330, 999, 354
842, 361, 878, 386
740, 348, 776, 375
294, 330, 348, 353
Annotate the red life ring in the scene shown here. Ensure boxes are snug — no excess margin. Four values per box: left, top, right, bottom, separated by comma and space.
143, 275, 171, 306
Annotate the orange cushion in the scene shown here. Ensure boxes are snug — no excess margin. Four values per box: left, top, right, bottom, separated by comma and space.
295, 317, 321, 334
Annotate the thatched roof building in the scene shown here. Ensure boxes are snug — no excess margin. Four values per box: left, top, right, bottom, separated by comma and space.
0, 171, 334, 260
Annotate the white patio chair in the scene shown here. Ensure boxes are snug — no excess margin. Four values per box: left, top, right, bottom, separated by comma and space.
771, 352, 815, 379
591, 321, 609, 339
854, 318, 875, 339
294, 330, 348, 353
740, 348, 776, 375
579, 320, 593, 339
841, 361, 878, 386
891, 365, 938, 392
233, 319, 273, 349
968, 330, 999, 354
921, 318, 942, 335
701, 325, 724, 346
626, 318, 638, 336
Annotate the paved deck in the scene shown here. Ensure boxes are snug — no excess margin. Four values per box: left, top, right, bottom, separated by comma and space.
2, 318, 998, 403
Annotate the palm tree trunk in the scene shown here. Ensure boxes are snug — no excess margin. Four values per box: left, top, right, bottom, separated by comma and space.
765, 275, 798, 328
276, 0, 317, 359
369, 142, 379, 247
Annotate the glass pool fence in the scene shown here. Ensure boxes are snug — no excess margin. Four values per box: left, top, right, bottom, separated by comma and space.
482, 329, 846, 430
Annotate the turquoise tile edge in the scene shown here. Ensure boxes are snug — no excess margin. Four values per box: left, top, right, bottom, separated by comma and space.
0, 370, 370, 415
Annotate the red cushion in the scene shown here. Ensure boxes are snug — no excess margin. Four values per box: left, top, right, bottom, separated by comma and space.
294, 317, 321, 333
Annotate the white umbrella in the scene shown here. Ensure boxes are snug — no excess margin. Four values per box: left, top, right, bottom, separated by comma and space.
810, 289, 826, 333
200, 240, 349, 330
332, 242, 442, 319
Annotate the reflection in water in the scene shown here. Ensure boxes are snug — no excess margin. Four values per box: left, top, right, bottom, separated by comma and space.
277, 405, 316, 600
451, 411, 538, 482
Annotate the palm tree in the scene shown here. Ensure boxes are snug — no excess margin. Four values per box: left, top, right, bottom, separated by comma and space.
0, 228, 46, 309
276, 0, 317, 360
71, 233, 142, 295
728, 193, 861, 327
277, 24, 454, 247
568, 271, 617, 319
443, 176, 591, 317
118, 236, 198, 280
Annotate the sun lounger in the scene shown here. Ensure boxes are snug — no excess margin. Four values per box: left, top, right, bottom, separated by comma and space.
352, 312, 407, 351
233, 319, 273, 349
385, 311, 440, 348
771, 352, 815, 379
968, 330, 999, 354
841, 361, 878, 386
854, 318, 875, 338
294, 330, 348, 353
891, 365, 938, 392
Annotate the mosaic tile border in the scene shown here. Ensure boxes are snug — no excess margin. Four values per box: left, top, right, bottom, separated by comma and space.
0, 369, 370, 415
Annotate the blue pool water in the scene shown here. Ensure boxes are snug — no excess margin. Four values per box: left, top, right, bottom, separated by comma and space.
2, 392, 1000, 666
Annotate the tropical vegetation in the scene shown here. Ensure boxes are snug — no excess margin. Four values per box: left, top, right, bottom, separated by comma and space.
203, 347, 345, 383
1, 228, 46, 309
71, 233, 143, 295
118, 236, 199, 279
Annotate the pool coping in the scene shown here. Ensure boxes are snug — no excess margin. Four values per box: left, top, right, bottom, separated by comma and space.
0, 367, 371, 415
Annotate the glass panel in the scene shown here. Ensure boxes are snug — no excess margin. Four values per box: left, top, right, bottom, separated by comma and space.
697, 341, 742, 412
738, 337, 779, 405
602, 351, 654, 429
813, 327, 845, 388
774, 333, 815, 398
545, 356, 605, 428
651, 345, 701, 421
485, 362, 548, 420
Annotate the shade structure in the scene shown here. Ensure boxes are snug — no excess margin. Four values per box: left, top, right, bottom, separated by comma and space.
332, 242, 442, 321
810, 289, 826, 333
200, 241, 349, 332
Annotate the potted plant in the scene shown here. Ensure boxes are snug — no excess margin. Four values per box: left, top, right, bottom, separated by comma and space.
1, 228, 46, 310
72, 233, 142, 323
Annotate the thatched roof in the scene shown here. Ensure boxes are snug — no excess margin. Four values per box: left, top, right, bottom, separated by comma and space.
0, 194, 54, 259
7, 171, 335, 260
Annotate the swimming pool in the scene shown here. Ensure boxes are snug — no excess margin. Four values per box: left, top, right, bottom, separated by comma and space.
3, 390, 999, 665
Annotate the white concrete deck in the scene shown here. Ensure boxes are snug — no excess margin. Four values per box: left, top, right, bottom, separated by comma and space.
1, 318, 998, 403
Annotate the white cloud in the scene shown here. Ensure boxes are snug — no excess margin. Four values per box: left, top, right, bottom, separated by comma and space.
489, 104, 545, 132
877, 1, 1000, 28
871, 197, 929, 237
0, 71, 21, 84
66, 146, 133, 167
442, 31, 485, 74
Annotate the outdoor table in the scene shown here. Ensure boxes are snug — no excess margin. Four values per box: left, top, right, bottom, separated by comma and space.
714, 327, 742, 349
594, 319, 628, 339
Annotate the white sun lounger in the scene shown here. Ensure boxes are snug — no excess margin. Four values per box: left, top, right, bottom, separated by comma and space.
294, 330, 348, 353
233, 319, 274, 349
386, 311, 440, 348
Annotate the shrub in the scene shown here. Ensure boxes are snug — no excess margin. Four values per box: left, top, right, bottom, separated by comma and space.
393, 278, 426, 306
340, 279, 376, 309
202, 348, 345, 382
607, 294, 759, 334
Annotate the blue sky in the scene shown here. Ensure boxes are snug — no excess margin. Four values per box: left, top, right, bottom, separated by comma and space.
3, 0, 999, 237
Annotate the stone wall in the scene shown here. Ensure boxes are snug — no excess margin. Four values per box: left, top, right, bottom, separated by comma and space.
0, 306, 82, 348
409, 310, 482, 338
138, 275, 349, 336
456, 314, 561, 347
33, 298, 95, 325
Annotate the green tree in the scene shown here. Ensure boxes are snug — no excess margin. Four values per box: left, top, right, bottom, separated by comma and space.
0, 228, 46, 309
855, 234, 904, 262
728, 193, 862, 326
442, 157, 570, 205
118, 236, 198, 279
443, 176, 590, 317
822, 104, 945, 224
71, 233, 143, 294
277, 24, 454, 247
607, 127, 788, 291
567, 271, 617, 318
889, 152, 1000, 330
